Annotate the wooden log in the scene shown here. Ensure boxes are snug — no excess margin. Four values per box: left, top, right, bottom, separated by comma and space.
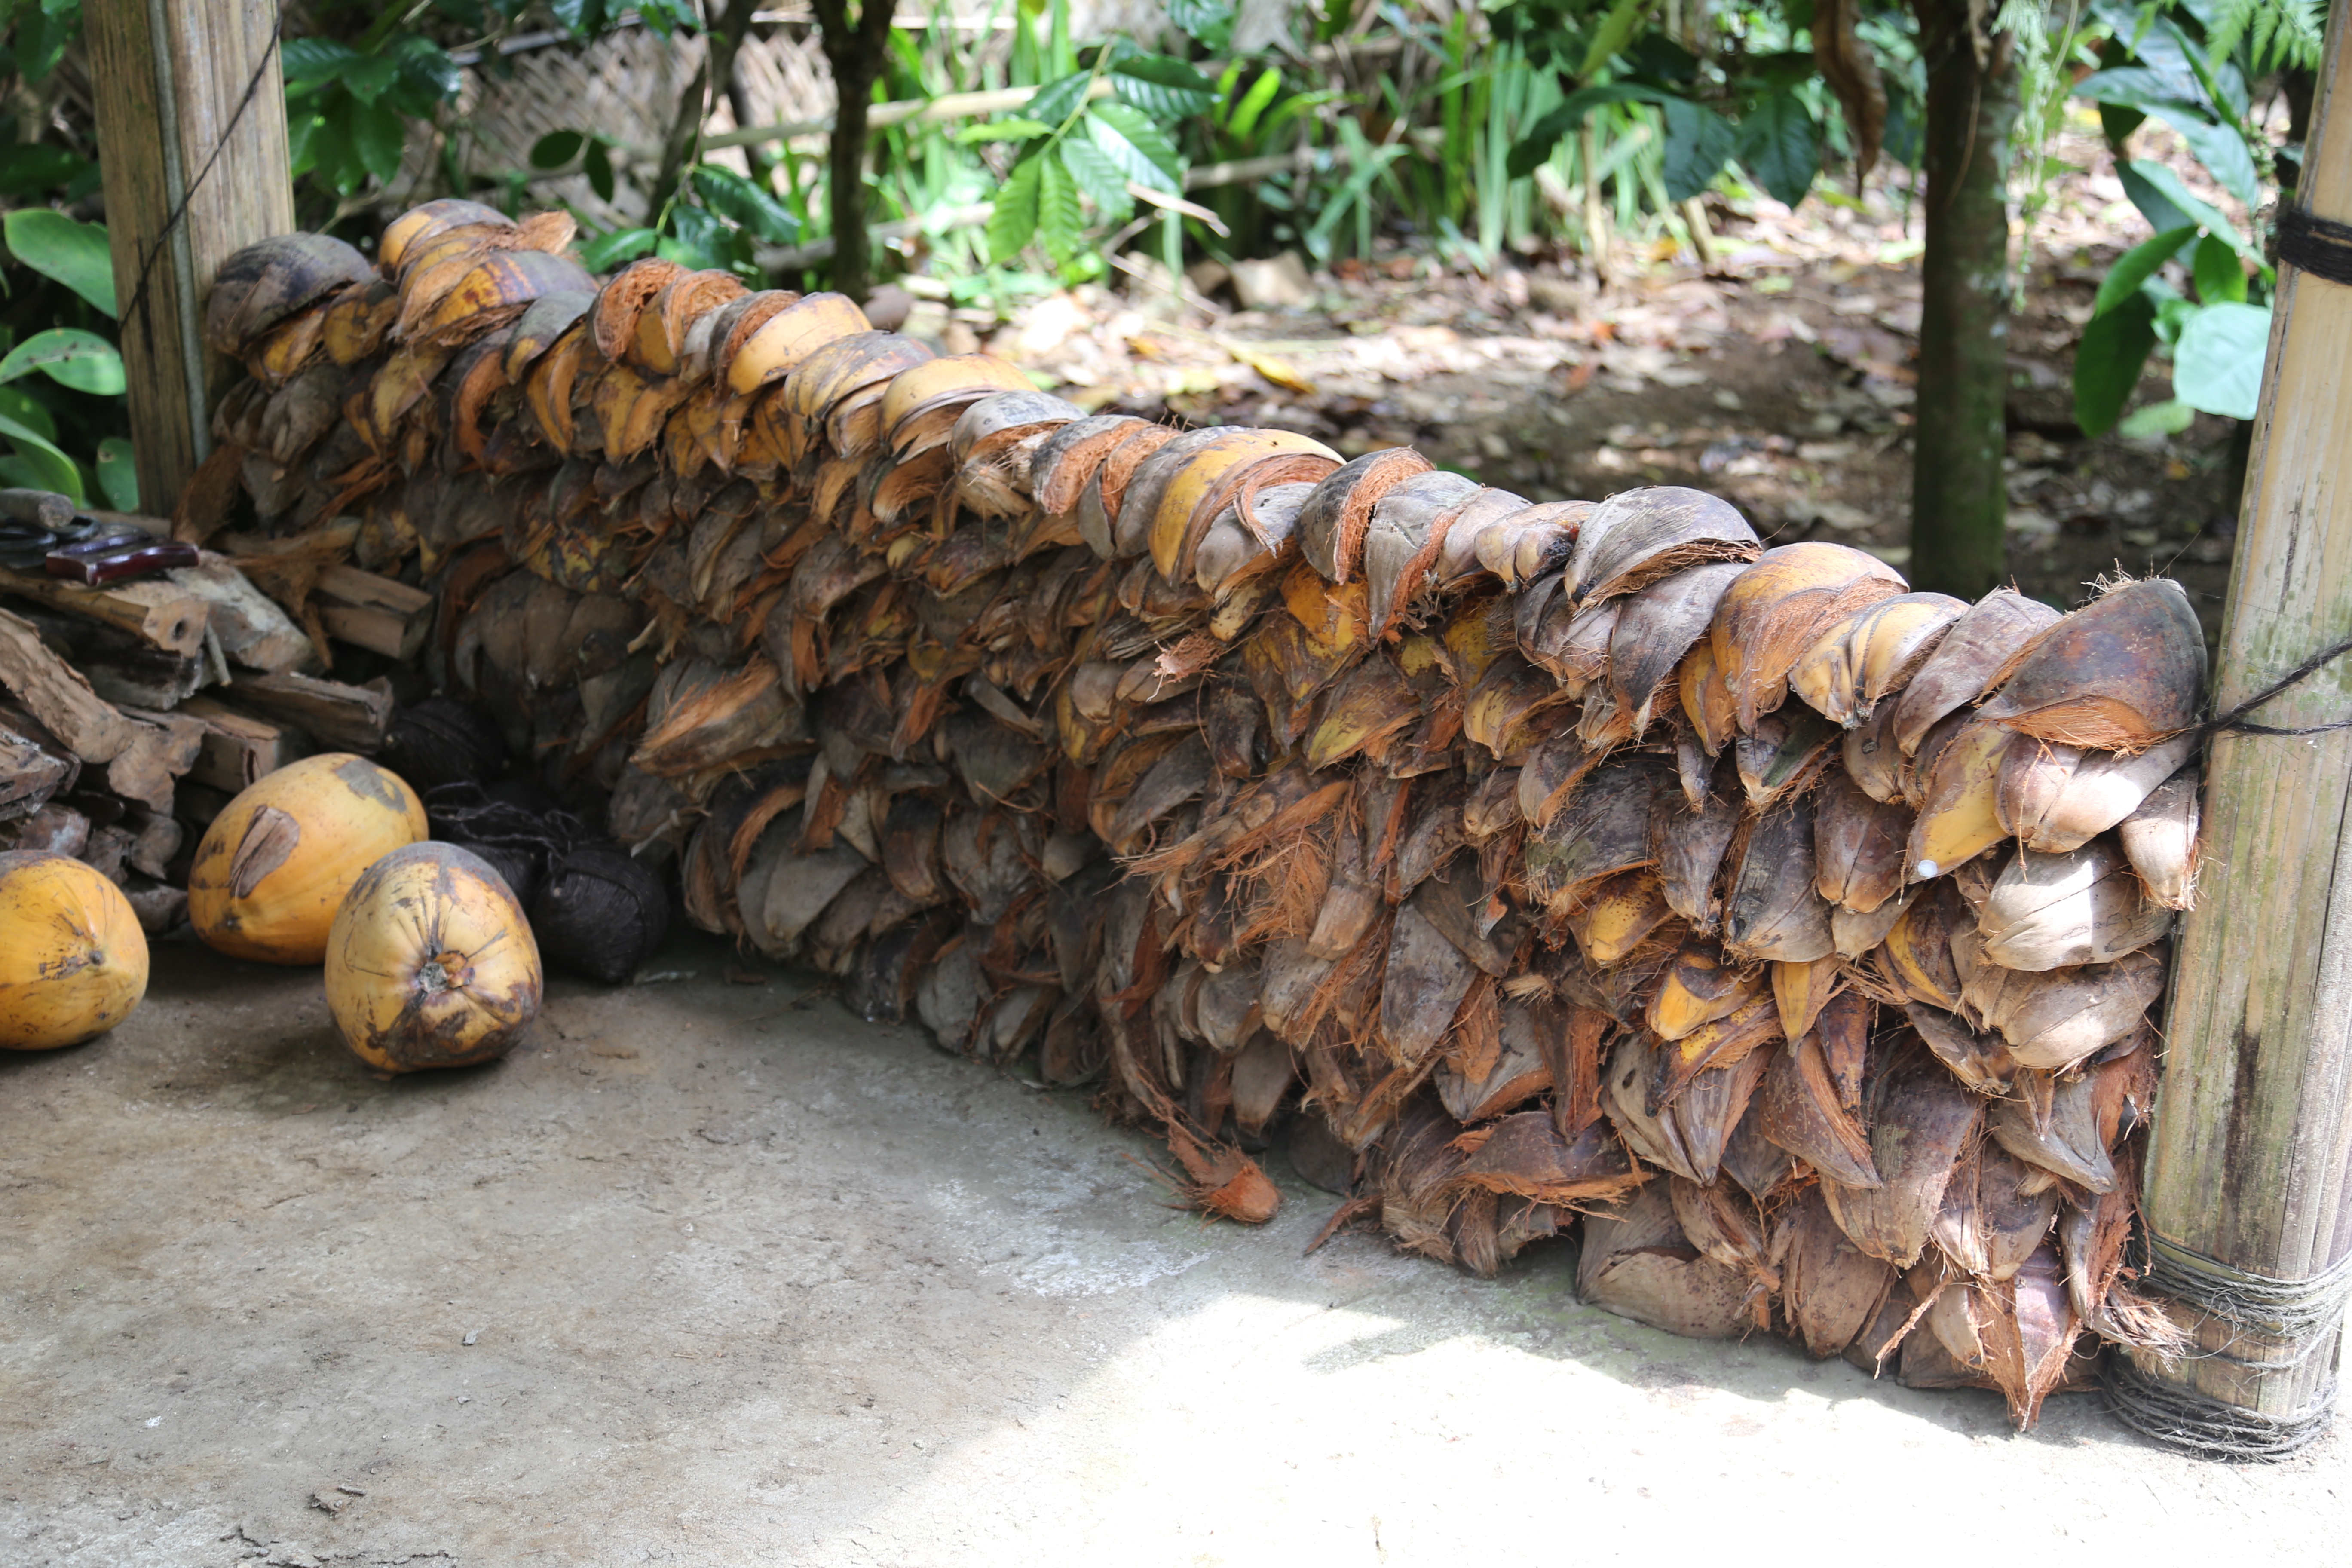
0, 566, 209, 656
0, 719, 75, 821
0, 488, 74, 530
0, 607, 135, 762
2132, 4, 2352, 1456
315, 564, 433, 662
220, 669, 393, 753
168, 557, 311, 673
105, 712, 203, 815
84, 0, 294, 514
175, 694, 308, 793
2, 601, 209, 709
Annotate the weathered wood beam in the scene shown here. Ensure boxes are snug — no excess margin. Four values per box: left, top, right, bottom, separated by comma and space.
2132, 1, 2352, 1456
85, 0, 294, 514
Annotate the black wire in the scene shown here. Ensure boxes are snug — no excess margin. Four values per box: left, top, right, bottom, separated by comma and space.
2202, 631, 2352, 740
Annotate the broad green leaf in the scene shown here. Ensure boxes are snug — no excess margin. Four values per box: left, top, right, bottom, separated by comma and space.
1111, 55, 1218, 119
280, 38, 363, 87
1037, 152, 1084, 265
1060, 137, 1137, 223
2141, 105, 2261, 210
1663, 98, 1739, 202
531, 130, 586, 169
342, 55, 402, 105
5, 208, 116, 316
1736, 91, 1819, 210
2095, 224, 2197, 316
2172, 300, 2271, 419
0, 411, 82, 501
390, 35, 464, 101
1025, 70, 1097, 129
2125, 159, 2264, 269
13, 0, 76, 83
0, 328, 123, 394
0, 385, 55, 441
956, 119, 1053, 144
1579, 0, 1658, 78
2117, 399, 2197, 439
692, 165, 800, 244
353, 100, 408, 184
1506, 84, 1666, 179
95, 437, 136, 511
579, 227, 658, 271
585, 141, 616, 204
2073, 292, 2158, 436
1164, 0, 1233, 49
2072, 65, 2205, 113
1085, 103, 1184, 192
2193, 233, 2248, 303
989, 156, 1044, 264
1225, 67, 1284, 142
0, 144, 93, 199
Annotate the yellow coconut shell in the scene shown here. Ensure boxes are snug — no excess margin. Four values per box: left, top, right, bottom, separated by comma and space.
188, 754, 428, 965
0, 852, 149, 1049
325, 842, 543, 1074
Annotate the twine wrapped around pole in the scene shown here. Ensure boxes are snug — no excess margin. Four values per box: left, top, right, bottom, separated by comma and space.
2132, 0, 2352, 1458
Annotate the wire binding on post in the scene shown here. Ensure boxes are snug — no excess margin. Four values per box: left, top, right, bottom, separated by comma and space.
2276, 205, 2352, 289
2103, 1354, 2338, 1460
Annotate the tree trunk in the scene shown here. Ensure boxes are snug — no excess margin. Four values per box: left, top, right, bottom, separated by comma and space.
1906, 0, 2020, 600
815, 0, 898, 305
653, 0, 762, 220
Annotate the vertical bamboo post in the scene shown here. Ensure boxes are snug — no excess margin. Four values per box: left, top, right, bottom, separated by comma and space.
84, 0, 293, 515
2128, 1, 2352, 1456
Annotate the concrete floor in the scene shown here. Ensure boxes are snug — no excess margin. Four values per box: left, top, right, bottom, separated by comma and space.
2, 933, 2345, 1567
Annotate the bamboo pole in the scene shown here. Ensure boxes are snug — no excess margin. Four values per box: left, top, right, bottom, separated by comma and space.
2128, 1, 2352, 1457
85, 0, 294, 517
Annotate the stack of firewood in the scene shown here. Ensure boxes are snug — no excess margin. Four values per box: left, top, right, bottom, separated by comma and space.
0, 482, 435, 930
182, 201, 2207, 1428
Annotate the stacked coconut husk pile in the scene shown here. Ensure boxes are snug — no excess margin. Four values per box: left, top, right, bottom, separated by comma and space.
190, 201, 2210, 1429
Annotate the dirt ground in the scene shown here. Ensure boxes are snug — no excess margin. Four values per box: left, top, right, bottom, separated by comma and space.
3, 931, 2345, 1566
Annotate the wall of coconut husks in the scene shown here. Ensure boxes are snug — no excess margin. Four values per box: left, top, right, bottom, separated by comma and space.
177, 199, 2212, 1431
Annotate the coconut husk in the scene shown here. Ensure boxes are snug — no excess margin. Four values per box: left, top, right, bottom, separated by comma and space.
1361, 469, 1485, 630
1646, 989, 1780, 1117
1604, 560, 1748, 741
380, 197, 511, 272
1523, 754, 1666, 914
1877, 879, 1975, 1012
1654, 757, 1740, 932
1516, 728, 1612, 829
1777, 1186, 1897, 1357
1436, 995, 1555, 1121
1719, 1098, 1798, 1199
1820, 1038, 1982, 1266
1577, 1181, 1752, 1338
1721, 798, 1835, 963
1771, 955, 1842, 1045
1298, 447, 1435, 582
2118, 766, 2200, 910
1450, 1112, 1643, 1206
1709, 542, 1905, 733
1978, 578, 2206, 752
1565, 869, 1674, 966
1030, 414, 1151, 517
1905, 714, 2015, 881
1678, 635, 1740, 757
1427, 486, 1531, 586
1936, 1138, 2058, 1281
1675, 1037, 1774, 1192
1645, 939, 1764, 1041
1904, 1003, 2019, 1096
1758, 1023, 1880, 1188
1603, 1033, 1702, 1181
1788, 591, 1968, 727
1813, 767, 1911, 913
1516, 574, 1618, 694
206, 233, 376, 356
1735, 702, 1841, 807
1841, 697, 1905, 803
1471, 498, 1593, 586
1994, 732, 2197, 854
1888, 587, 2064, 759
1833, 882, 1917, 959
1671, 1176, 1778, 1323
1975, 840, 2171, 972
1563, 485, 1761, 606
1377, 900, 1482, 1063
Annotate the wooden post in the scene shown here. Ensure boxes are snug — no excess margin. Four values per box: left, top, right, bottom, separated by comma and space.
2127, 2, 2352, 1456
85, 0, 293, 516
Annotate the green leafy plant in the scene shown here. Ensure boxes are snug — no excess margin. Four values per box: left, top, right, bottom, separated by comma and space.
2069, 0, 2312, 435
0, 208, 131, 506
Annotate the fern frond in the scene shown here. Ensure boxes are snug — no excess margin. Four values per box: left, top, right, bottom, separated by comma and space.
2207, 0, 2324, 75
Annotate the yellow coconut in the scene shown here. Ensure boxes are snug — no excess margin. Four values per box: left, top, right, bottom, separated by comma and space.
325, 842, 543, 1074
188, 753, 427, 965
0, 851, 149, 1049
